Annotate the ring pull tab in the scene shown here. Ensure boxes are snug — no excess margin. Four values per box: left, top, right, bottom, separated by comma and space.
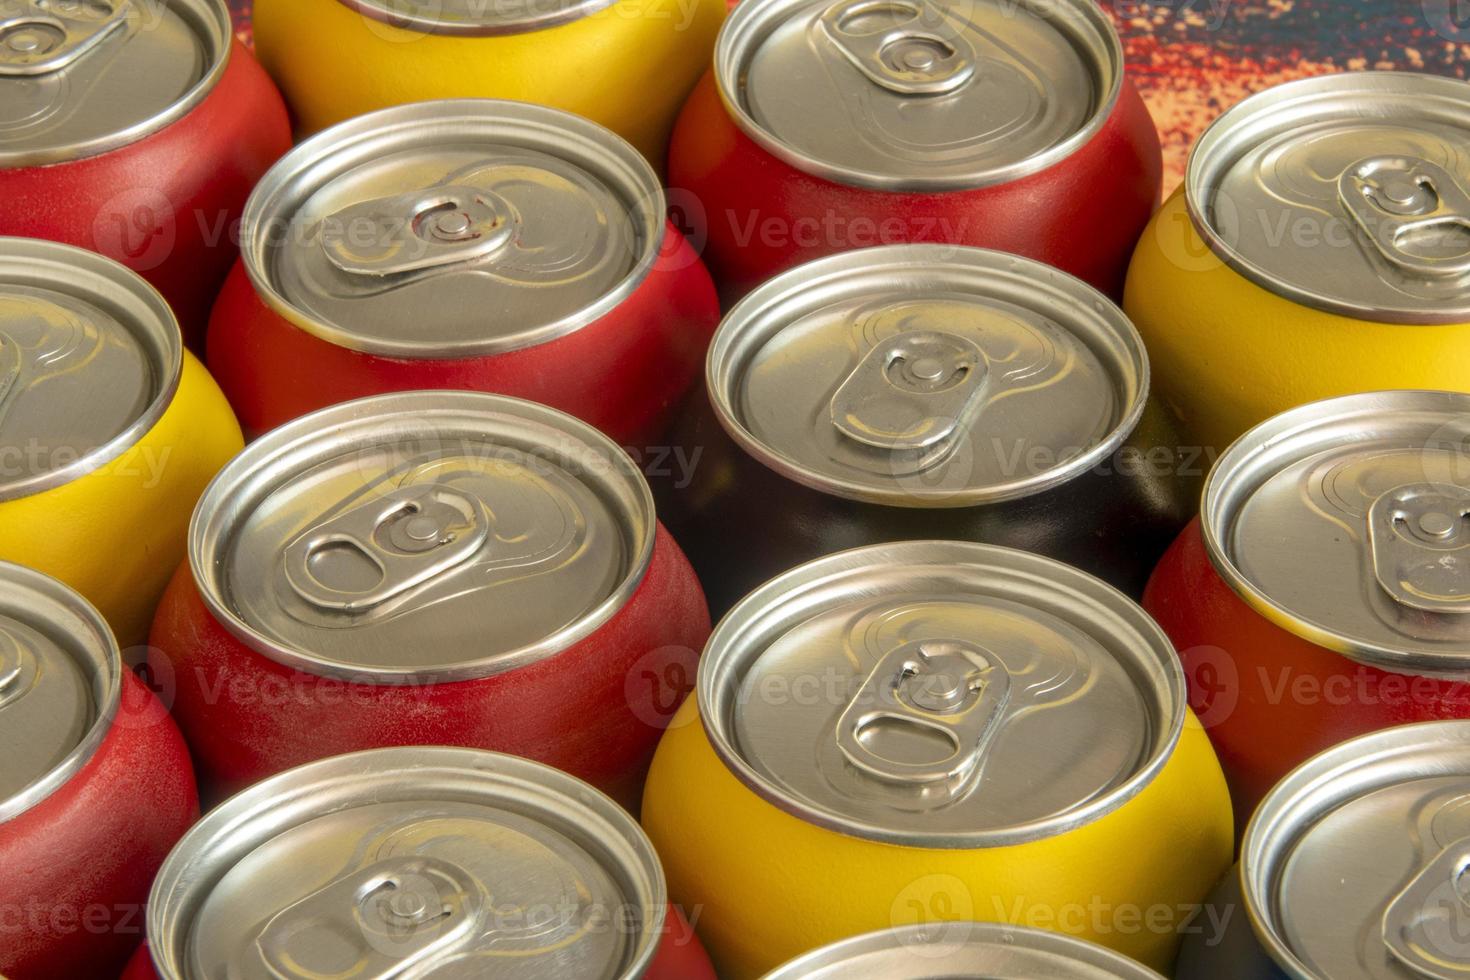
1383, 836, 1470, 978
836, 639, 1010, 798
818, 0, 976, 96
0, 628, 37, 711
1340, 157, 1470, 280
1369, 483, 1470, 615
0, 0, 129, 77
320, 185, 516, 277
0, 314, 97, 429
284, 485, 489, 613
254, 856, 484, 980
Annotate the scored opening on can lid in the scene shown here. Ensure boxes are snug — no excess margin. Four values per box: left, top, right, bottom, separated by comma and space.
715, 0, 1123, 191
0, 562, 120, 824
1242, 721, 1470, 980
146, 747, 667, 980
188, 391, 655, 683
762, 922, 1166, 979
706, 244, 1149, 508
242, 99, 665, 359
697, 541, 1185, 848
1187, 72, 1470, 324
0, 0, 230, 167
0, 237, 182, 502
336, 0, 619, 35
1203, 390, 1470, 678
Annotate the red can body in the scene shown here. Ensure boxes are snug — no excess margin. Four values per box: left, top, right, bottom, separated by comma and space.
0, 41, 290, 349
0, 673, 198, 980
668, 71, 1161, 303
1144, 519, 1470, 830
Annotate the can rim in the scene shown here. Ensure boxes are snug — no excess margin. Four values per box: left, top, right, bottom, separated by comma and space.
240, 99, 667, 359
187, 390, 656, 683
145, 746, 669, 980
0, 237, 183, 503
696, 540, 1186, 848
1201, 389, 1470, 677
1185, 71, 1470, 325
335, 0, 619, 36
713, 0, 1125, 192
705, 243, 1151, 507
0, 562, 122, 823
0, 0, 232, 168
1240, 720, 1470, 980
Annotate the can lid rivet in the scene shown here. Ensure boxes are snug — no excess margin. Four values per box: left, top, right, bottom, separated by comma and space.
387, 889, 429, 920
5, 30, 47, 54
909, 356, 946, 382
404, 515, 442, 543
431, 211, 474, 240
900, 47, 937, 72
1420, 511, 1458, 539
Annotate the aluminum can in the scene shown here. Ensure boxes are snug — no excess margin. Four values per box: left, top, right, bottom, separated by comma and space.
1174, 721, 1470, 979
1126, 73, 1470, 454
206, 100, 720, 446
0, 563, 197, 980
0, 238, 242, 647
1144, 391, 1470, 831
148, 391, 710, 807
0, 0, 291, 347
668, 0, 1161, 303
766, 923, 1165, 979
249, 0, 725, 168
127, 747, 715, 979
642, 541, 1234, 978
660, 244, 1198, 615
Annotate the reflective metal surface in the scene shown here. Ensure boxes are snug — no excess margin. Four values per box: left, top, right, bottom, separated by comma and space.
697, 541, 1184, 847
338, 0, 618, 35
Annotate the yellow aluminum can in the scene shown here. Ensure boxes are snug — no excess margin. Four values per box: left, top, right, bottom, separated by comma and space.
250, 0, 726, 168
1125, 73, 1470, 456
642, 542, 1233, 979
0, 240, 242, 648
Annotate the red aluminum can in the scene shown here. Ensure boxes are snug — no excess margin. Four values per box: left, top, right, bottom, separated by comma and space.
148, 391, 710, 809
668, 0, 1161, 303
207, 100, 720, 445
0, 0, 291, 348
1144, 391, 1470, 831
0, 563, 197, 980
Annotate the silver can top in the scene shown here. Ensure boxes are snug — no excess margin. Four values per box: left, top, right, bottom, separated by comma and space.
1243, 721, 1470, 980
189, 391, 655, 683
1187, 72, 1470, 324
697, 541, 1184, 847
146, 748, 666, 980
243, 100, 664, 359
0, 0, 230, 166
762, 922, 1164, 979
0, 237, 181, 502
707, 244, 1148, 508
0, 561, 119, 823
337, 0, 617, 35
1203, 391, 1470, 678
715, 0, 1123, 191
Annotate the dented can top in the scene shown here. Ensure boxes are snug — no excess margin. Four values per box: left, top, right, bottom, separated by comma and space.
715, 0, 1123, 191
0, 0, 230, 167
243, 100, 665, 359
146, 747, 667, 980
1203, 391, 1470, 678
1187, 72, 1470, 324
1242, 721, 1470, 980
189, 391, 655, 683
337, 0, 617, 36
762, 923, 1165, 979
697, 541, 1184, 848
0, 237, 181, 502
707, 244, 1149, 508
0, 561, 119, 823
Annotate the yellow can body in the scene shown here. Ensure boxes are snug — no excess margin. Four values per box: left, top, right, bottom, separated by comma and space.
642, 700, 1233, 980
1125, 189, 1470, 455
251, 0, 727, 168
0, 353, 242, 648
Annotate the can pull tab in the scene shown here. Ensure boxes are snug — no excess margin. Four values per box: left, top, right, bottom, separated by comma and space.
0, 0, 129, 77
321, 185, 516, 277
255, 855, 483, 980
836, 639, 1010, 796
1383, 836, 1470, 978
0, 628, 37, 711
819, 0, 976, 96
284, 485, 488, 613
1369, 484, 1470, 615
1340, 157, 1470, 279
0, 315, 99, 429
